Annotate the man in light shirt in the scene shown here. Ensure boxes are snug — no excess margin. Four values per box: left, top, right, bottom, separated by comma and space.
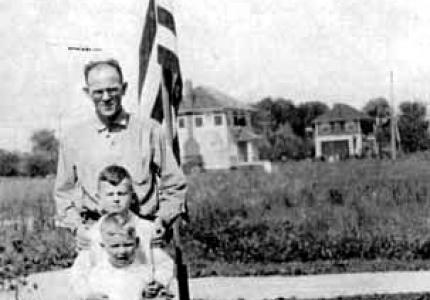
54, 59, 187, 248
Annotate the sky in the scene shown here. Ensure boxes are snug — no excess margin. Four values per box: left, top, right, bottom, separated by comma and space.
2, 0, 430, 150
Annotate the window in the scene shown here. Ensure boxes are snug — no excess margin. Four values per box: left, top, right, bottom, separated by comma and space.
233, 111, 247, 127
178, 117, 185, 129
195, 116, 203, 127
319, 123, 331, 134
214, 115, 223, 126
345, 122, 356, 133
333, 122, 342, 133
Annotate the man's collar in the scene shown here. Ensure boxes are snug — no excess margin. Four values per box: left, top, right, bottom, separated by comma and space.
92, 110, 130, 132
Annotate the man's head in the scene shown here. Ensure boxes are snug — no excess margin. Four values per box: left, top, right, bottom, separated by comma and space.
98, 165, 134, 214
83, 59, 128, 123
100, 212, 139, 268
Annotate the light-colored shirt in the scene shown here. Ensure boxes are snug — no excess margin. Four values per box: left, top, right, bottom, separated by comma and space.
71, 255, 174, 300
69, 213, 174, 300
54, 111, 187, 229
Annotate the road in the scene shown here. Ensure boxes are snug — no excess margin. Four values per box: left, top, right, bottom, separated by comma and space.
2, 270, 430, 300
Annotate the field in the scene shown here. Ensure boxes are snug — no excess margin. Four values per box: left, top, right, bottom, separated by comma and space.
3, 154, 430, 279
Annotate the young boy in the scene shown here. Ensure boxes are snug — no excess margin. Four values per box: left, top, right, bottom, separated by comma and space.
73, 212, 173, 300
69, 165, 174, 300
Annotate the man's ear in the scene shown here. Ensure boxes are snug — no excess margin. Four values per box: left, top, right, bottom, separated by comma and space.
83, 87, 92, 100
135, 237, 140, 247
121, 82, 128, 95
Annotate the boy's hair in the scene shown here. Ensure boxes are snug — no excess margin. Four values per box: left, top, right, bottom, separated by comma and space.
100, 212, 136, 241
97, 165, 140, 215
84, 59, 124, 84
98, 165, 132, 189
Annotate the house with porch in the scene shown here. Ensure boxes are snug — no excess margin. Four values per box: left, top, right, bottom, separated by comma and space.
177, 81, 261, 171
312, 104, 376, 160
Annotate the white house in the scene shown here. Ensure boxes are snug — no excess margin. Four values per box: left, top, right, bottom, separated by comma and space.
177, 81, 261, 170
312, 104, 376, 160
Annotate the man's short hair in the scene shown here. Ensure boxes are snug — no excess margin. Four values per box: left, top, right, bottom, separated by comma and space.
98, 165, 132, 188
84, 59, 124, 84
100, 212, 136, 241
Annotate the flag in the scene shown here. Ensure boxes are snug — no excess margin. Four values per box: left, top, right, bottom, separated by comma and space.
138, 0, 182, 164
137, 8, 189, 299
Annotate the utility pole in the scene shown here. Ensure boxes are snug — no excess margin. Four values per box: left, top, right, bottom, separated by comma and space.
390, 71, 396, 160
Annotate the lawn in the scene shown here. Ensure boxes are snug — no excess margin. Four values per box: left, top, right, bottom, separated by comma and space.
2, 155, 430, 277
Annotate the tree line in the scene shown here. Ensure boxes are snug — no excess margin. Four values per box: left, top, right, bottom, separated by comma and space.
0, 129, 58, 177
0, 97, 428, 176
250, 97, 430, 161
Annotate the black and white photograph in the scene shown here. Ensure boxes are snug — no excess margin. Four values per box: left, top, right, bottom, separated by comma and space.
2, 1, 430, 300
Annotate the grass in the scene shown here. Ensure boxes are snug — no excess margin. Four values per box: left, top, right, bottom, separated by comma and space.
3, 154, 430, 277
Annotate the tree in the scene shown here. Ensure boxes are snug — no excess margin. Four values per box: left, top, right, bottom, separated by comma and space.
363, 98, 392, 155
398, 101, 430, 153
251, 97, 307, 160
251, 97, 274, 134
295, 101, 329, 137
30, 129, 58, 157
271, 98, 299, 132
0, 150, 19, 176
363, 97, 391, 120
271, 123, 305, 160
24, 129, 59, 176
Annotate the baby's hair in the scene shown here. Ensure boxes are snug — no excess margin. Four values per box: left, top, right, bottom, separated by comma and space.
98, 165, 132, 188
100, 212, 136, 241
84, 59, 124, 84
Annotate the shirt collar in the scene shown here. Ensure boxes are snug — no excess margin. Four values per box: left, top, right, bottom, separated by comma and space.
92, 110, 130, 132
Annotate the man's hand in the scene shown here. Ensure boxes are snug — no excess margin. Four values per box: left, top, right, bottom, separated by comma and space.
76, 224, 92, 250
142, 281, 163, 299
151, 218, 166, 247
158, 288, 174, 300
85, 293, 109, 300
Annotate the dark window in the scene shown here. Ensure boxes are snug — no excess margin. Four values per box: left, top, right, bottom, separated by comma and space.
195, 116, 203, 127
214, 115, 223, 126
233, 111, 247, 127
178, 118, 185, 128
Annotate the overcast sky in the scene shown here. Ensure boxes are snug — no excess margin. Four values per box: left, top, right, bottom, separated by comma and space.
2, 0, 430, 150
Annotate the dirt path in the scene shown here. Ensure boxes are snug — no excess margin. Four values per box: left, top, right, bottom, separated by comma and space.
2, 270, 430, 300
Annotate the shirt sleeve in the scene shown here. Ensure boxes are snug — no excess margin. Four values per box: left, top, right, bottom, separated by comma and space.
54, 133, 82, 230
152, 248, 175, 287
69, 225, 101, 299
69, 250, 94, 299
150, 123, 187, 226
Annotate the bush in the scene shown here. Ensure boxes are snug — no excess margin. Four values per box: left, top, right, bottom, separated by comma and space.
0, 150, 19, 176
7, 155, 430, 276
19, 154, 57, 177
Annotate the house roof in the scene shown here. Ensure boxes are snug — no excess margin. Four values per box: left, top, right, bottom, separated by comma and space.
231, 127, 261, 141
312, 103, 372, 123
179, 86, 252, 114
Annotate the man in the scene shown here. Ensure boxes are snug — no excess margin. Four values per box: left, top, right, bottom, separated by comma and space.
54, 59, 187, 248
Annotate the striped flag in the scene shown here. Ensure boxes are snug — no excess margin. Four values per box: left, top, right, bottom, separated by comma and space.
138, 0, 182, 163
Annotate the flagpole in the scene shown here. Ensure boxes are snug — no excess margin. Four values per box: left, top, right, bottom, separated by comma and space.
161, 75, 190, 300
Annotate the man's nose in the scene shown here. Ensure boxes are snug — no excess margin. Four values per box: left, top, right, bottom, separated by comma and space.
101, 90, 111, 101
117, 246, 127, 254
